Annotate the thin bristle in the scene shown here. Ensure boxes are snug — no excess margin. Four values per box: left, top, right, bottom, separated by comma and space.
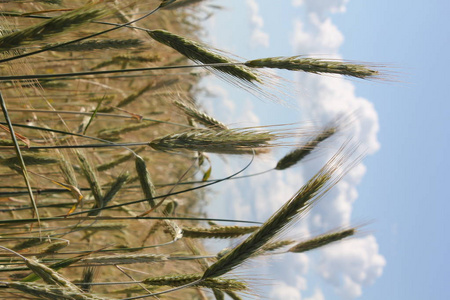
288, 228, 356, 253
245, 56, 380, 79
147, 29, 260, 83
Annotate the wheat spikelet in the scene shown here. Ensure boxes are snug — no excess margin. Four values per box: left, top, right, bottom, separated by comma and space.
135, 155, 156, 207
225, 291, 244, 300
76, 151, 103, 211
39, 240, 69, 255
44, 39, 144, 52
245, 56, 380, 79
0, 139, 28, 147
213, 288, 225, 300
22, 257, 79, 292
202, 153, 347, 279
5, 282, 111, 300
147, 29, 260, 83
0, 5, 109, 51
288, 228, 356, 253
97, 121, 158, 140
181, 225, 259, 239
149, 128, 275, 154
92, 54, 160, 70
88, 172, 129, 216
12, 237, 48, 251
174, 101, 228, 130
97, 146, 145, 172
275, 126, 336, 170
81, 253, 167, 265
142, 274, 247, 291
262, 239, 295, 252
0, 154, 59, 167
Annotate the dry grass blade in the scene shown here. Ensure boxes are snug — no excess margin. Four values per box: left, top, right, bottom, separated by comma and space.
181, 225, 259, 239
288, 228, 356, 253
142, 273, 247, 291
245, 56, 380, 79
275, 126, 337, 170
0, 4, 110, 51
202, 152, 347, 279
149, 128, 276, 154
147, 29, 260, 83
174, 101, 228, 130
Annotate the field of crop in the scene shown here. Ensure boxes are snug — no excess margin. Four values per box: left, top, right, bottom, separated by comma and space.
0, 1, 381, 299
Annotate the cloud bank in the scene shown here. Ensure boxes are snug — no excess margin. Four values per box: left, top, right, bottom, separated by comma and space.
246, 0, 270, 48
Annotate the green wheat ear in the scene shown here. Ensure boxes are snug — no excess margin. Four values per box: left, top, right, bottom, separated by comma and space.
245, 56, 380, 79
0, 4, 110, 51
147, 29, 261, 83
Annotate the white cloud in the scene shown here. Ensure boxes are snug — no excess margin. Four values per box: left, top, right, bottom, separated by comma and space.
318, 235, 386, 299
304, 289, 325, 300
292, 0, 350, 17
246, 0, 270, 48
270, 281, 303, 300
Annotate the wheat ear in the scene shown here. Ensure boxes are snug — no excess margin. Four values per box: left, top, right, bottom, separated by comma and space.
44, 39, 144, 52
147, 29, 260, 83
202, 153, 346, 279
174, 101, 228, 130
0, 4, 109, 51
142, 274, 247, 291
245, 56, 380, 79
181, 225, 259, 239
288, 228, 356, 253
149, 128, 275, 154
275, 126, 336, 170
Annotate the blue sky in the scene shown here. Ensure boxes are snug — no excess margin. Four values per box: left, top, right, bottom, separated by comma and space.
193, 1, 450, 299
